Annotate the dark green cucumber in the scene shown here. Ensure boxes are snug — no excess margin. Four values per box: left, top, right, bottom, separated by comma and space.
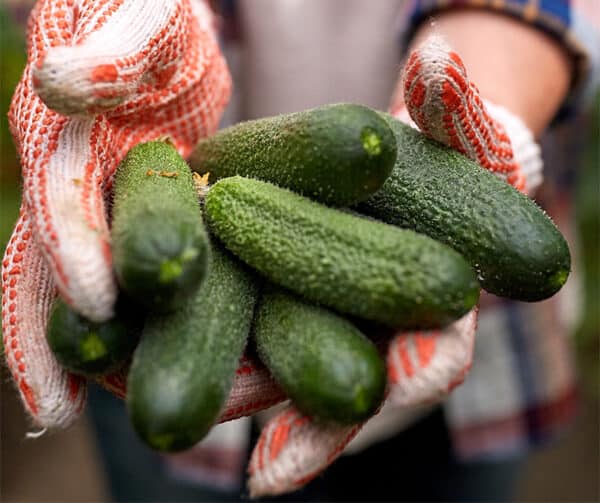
253, 288, 386, 424
127, 243, 259, 452
205, 176, 479, 329
190, 103, 396, 206
47, 298, 142, 376
112, 140, 209, 312
355, 114, 571, 301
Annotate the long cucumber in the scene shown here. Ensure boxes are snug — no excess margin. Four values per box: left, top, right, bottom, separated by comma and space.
253, 287, 386, 424
190, 103, 396, 206
204, 176, 479, 329
127, 242, 259, 452
356, 115, 571, 301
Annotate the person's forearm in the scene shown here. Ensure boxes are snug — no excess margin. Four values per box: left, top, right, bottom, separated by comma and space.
408, 9, 572, 136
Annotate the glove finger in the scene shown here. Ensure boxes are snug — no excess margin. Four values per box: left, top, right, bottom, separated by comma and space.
100, 51, 232, 195
19, 113, 117, 321
2, 209, 86, 429
95, 354, 286, 421
401, 36, 526, 192
23, 0, 75, 59
483, 101, 544, 194
106, 0, 231, 122
33, 0, 200, 115
218, 355, 286, 423
247, 406, 365, 498
106, 44, 231, 165
387, 307, 478, 406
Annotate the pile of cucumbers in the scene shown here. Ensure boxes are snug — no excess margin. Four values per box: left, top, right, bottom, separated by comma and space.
47, 104, 571, 453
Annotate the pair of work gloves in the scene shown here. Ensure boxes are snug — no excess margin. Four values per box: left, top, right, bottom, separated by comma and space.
2, 0, 543, 497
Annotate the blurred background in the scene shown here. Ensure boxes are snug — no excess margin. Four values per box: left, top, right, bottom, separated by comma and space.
1, 2, 598, 501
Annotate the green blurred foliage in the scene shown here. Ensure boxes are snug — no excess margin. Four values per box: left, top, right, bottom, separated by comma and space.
574, 93, 600, 397
1, 3, 26, 349
0, 2, 26, 183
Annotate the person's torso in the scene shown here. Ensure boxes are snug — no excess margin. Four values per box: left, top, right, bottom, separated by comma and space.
222, 0, 406, 121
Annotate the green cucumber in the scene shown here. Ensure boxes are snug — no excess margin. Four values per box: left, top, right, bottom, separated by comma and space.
112, 140, 209, 312
355, 114, 571, 301
190, 103, 396, 206
253, 288, 386, 424
204, 176, 479, 329
127, 242, 259, 452
47, 298, 142, 376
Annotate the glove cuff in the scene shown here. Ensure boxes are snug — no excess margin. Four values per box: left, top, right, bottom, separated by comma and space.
484, 100, 544, 195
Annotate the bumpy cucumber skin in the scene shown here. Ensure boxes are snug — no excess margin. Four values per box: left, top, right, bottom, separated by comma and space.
127, 243, 259, 453
253, 288, 386, 424
112, 141, 209, 312
47, 298, 142, 376
190, 103, 397, 206
356, 114, 571, 301
205, 176, 479, 329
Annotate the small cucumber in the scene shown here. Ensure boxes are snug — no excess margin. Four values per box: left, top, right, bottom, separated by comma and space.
204, 176, 479, 329
355, 115, 571, 301
112, 140, 209, 312
190, 103, 396, 206
47, 298, 142, 376
253, 288, 386, 424
127, 242, 259, 452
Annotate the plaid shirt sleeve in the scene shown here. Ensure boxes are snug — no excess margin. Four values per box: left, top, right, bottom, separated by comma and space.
403, 0, 600, 121
402, 0, 598, 461
445, 295, 579, 461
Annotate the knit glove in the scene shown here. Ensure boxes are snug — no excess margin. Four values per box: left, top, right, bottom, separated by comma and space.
2, 0, 231, 429
245, 36, 544, 497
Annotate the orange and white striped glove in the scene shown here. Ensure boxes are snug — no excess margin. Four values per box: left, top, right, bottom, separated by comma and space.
392, 35, 543, 195
98, 353, 287, 424
2, 0, 231, 429
245, 36, 544, 498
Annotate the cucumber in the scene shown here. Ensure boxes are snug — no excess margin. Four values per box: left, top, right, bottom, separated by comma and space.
355, 115, 571, 301
189, 103, 396, 206
47, 298, 142, 376
253, 287, 386, 424
127, 242, 259, 452
204, 176, 479, 329
112, 140, 209, 312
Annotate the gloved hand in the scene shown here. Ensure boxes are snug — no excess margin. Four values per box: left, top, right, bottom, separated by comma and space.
244, 36, 544, 497
2, 0, 231, 428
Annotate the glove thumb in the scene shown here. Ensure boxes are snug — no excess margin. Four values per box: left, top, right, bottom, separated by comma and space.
33, 0, 200, 115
